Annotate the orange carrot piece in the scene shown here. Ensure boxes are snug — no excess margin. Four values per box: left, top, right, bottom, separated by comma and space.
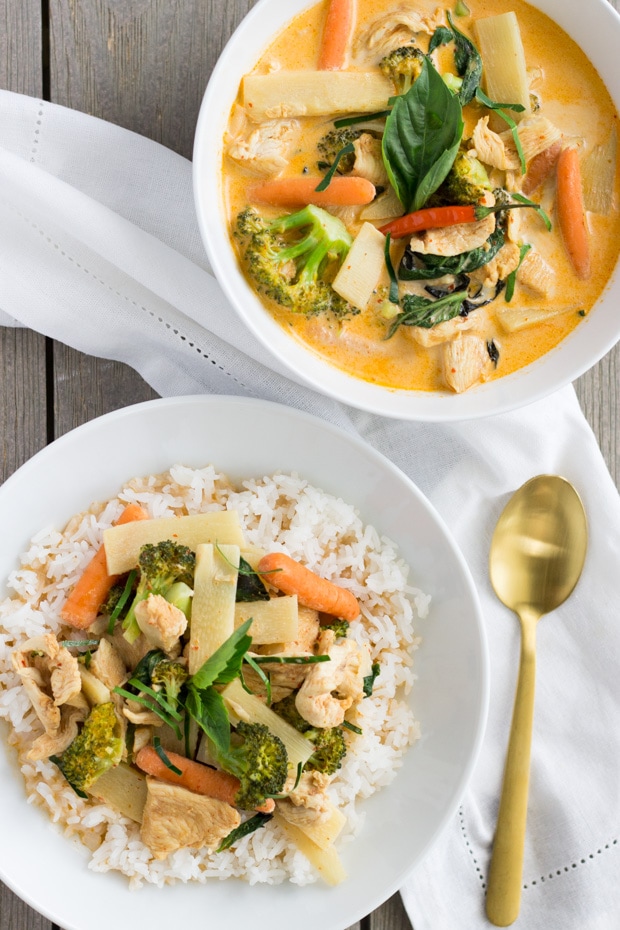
258, 552, 360, 622
249, 176, 375, 207
522, 140, 562, 196
556, 146, 591, 280
134, 745, 275, 814
60, 503, 149, 630
318, 0, 355, 71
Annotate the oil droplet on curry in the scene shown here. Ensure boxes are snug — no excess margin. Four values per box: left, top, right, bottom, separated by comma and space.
223, 0, 620, 394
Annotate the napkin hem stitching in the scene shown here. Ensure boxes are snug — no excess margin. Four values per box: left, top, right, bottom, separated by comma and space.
522, 838, 618, 890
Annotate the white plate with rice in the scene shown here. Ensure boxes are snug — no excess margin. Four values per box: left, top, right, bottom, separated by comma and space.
0, 395, 487, 930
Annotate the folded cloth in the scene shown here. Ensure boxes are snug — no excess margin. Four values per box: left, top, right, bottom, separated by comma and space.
1, 89, 619, 929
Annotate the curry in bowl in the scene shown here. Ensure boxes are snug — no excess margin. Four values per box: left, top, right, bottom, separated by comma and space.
222, 0, 620, 394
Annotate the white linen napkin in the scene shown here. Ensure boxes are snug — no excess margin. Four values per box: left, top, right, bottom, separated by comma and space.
1, 89, 619, 929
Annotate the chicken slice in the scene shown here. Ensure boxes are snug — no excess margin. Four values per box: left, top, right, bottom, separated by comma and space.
404, 313, 476, 348
89, 638, 127, 691
227, 117, 301, 176
27, 706, 87, 762
49, 647, 82, 707
472, 116, 520, 171
517, 248, 555, 298
408, 193, 496, 257
443, 334, 493, 393
467, 242, 521, 291
295, 630, 372, 728
276, 771, 332, 827
134, 594, 187, 654
355, 6, 445, 58
351, 134, 389, 187
141, 778, 241, 860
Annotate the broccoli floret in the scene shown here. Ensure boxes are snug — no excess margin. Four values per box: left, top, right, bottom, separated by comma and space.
379, 45, 425, 95
100, 578, 130, 617
431, 150, 492, 206
213, 721, 288, 810
317, 127, 362, 174
123, 540, 196, 642
320, 618, 350, 638
272, 694, 347, 776
236, 205, 355, 317
151, 658, 189, 709
305, 727, 347, 776
52, 702, 123, 794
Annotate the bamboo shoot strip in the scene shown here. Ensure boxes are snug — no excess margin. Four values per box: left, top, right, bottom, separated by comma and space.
189, 543, 240, 675
273, 814, 347, 885
234, 596, 299, 644
103, 511, 245, 575
332, 222, 388, 311
242, 71, 393, 120
474, 13, 530, 117
88, 763, 148, 823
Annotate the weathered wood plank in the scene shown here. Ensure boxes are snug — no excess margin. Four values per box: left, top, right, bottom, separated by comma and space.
0, 0, 42, 96
574, 346, 620, 488
52, 344, 157, 436
0, 4, 50, 928
48, 0, 255, 158
369, 892, 412, 930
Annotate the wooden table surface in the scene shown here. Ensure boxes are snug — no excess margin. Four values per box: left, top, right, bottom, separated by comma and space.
0, 1, 618, 928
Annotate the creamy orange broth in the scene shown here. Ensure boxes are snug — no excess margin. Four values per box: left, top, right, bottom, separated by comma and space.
223, 0, 620, 392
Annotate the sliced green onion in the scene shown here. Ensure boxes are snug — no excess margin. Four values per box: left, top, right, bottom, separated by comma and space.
153, 736, 182, 775
455, 0, 470, 15
216, 813, 273, 853
504, 243, 532, 302
113, 686, 182, 739
126, 677, 183, 721
107, 569, 137, 633
333, 109, 391, 128
510, 192, 552, 231
60, 639, 100, 648
384, 233, 400, 304
475, 88, 526, 174
341, 720, 363, 735
249, 654, 330, 666
244, 655, 272, 705
315, 142, 355, 192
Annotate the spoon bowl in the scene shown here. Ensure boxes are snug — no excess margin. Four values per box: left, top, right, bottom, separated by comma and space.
486, 475, 587, 927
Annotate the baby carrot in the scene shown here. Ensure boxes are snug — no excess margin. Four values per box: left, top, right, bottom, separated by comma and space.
556, 146, 591, 279
134, 745, 275, 814
257, 552, 360, 622
522, 140, 561, 196
60, 503, 148, 630
249, 175, 375, 207
318, 0, 355, 71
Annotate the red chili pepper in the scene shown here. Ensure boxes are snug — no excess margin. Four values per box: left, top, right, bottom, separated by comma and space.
379, 204, 485, 239
378, 201, 540, 239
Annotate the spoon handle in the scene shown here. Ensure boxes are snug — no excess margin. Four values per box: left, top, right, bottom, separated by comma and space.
486, 612, 537, 927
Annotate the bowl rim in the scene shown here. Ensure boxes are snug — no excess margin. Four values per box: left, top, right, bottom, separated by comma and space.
0, 393, 489, 930
193, 0, 620, 422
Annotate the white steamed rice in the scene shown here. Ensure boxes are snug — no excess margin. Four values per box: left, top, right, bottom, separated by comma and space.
0, 465, 428, 887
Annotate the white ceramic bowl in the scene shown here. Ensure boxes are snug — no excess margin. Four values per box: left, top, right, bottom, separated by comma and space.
0, 396, 487, 930
193, 0, 620, 421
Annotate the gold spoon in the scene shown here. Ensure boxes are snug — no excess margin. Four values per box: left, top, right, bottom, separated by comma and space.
485, 475, 587, 927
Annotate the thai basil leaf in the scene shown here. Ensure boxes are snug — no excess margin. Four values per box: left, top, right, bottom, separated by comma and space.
399, 226, 505, 280
235, 556, 270, 602
504, 242, 532, 301
363, 662, 381, 698
447, 12, 482, 104
428, 14, 483, 105
184, 685, 230, 754
387, 288, 467, 336
382, 55, 464, 213
216, 813, 273, 852
188, 619, 253, 690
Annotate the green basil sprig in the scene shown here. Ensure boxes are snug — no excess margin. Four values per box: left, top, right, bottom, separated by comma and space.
382, 55, 464, 214
428, 12, 483, 105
